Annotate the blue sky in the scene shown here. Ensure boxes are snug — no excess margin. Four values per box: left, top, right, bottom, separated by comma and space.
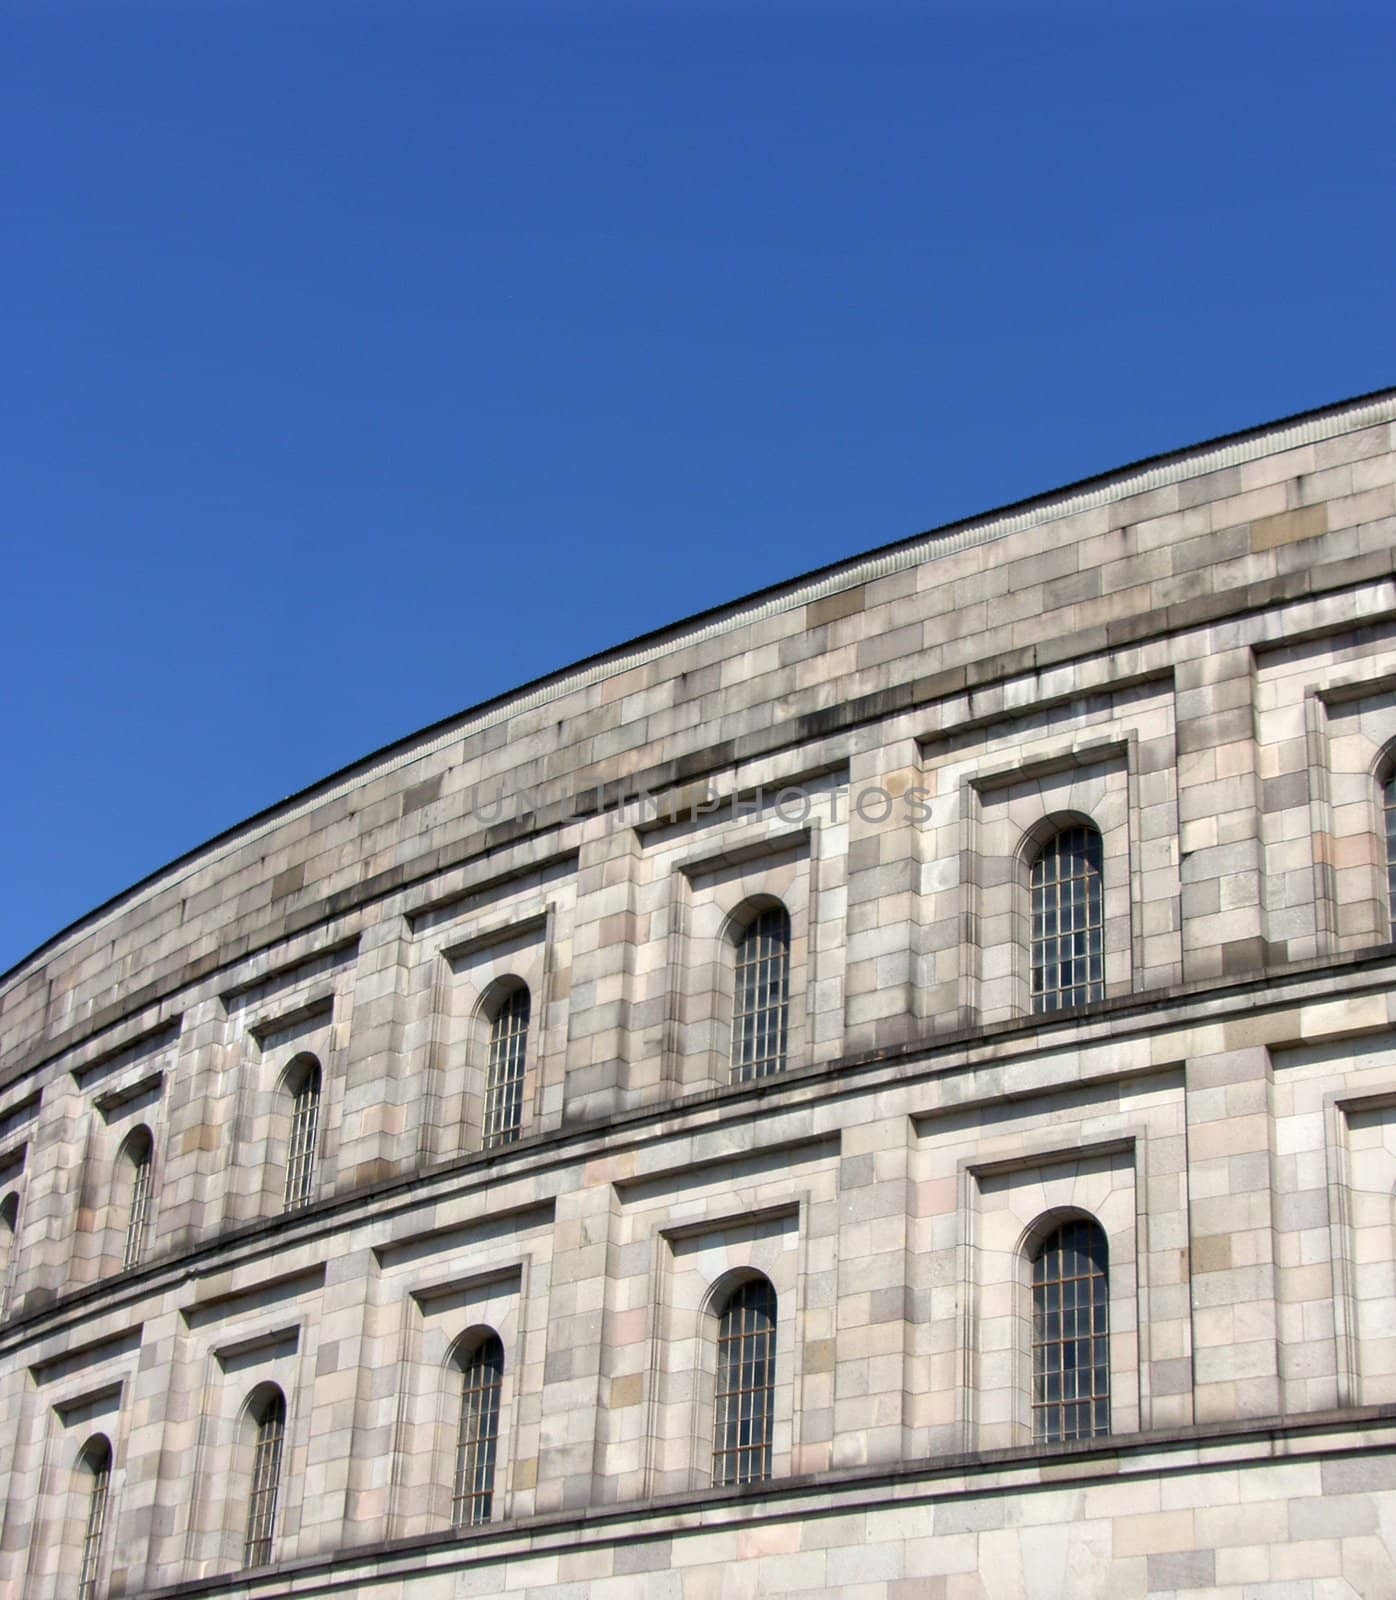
2, 3, 1393, 974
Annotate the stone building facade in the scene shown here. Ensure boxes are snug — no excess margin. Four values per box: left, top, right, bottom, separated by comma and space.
4, 391, 1396, 1599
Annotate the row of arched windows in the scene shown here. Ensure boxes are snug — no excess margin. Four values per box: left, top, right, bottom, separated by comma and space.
11, 794, 1390, 1307
0, 829, 1106, 1316
25, 781, 1396, 1288
30, 765, 1396, 1591
63, 1217, 1108, 1588
730, 824, 1110, 1032
709, 822, 1105, 1063
10, 767, 1396, 1308
460, 827, 1105, 1123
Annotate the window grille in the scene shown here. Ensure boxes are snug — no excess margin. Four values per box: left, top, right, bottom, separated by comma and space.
0, 1194, 17, 1320
713, 1277, 776, 1486
731, 907, 790, 1083
1384, 769, 1396, 937
483, 988, 529, 1150
283, 1063, 321, 1212
452, 1335, 504, 1527
77, 1441, 111, 1600
1030, 826, 1104, 1012
243, 1392, 286, 1568
1031, 1218, 1110, 1443
122, 1141, 152, 1270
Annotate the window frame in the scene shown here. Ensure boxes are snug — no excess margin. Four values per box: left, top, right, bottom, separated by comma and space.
0, 1190, 19, 1318
665, 837, 816, 1097
76, 1434, 112, 1600
242, 1386, 287, 1569
1380, 757, 1396, 940
481, 982, 531, 1150
119, 1127, 154, 1271
710, 1273, 778, 1487
1029, 1215, 1111, 1444
281, 1056, 322, 1213
451, 1331, 505, 1528
1027, 821, 1105, 1014
729, 903, 792, 1085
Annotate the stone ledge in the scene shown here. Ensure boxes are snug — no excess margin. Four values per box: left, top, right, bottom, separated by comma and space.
6, 941, 1396, 1353
124, 1405, 1396, 1600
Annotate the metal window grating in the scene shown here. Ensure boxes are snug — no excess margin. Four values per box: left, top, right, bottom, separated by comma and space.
1384, 771, 1396, 937
731, 907, 790, 1084
1030, 826, 1104, 1013
1031, 1219, 1110, 1443
0, 1195, 18, 1320
77, 1443, 111, 1600
243, 1393, 285, 1568
283, 1064, 321, 1212
483, 988, 529, 1150
713, 1277, 776, 1486
452, 1335, 503, 1527
123, 1145, 152, 1270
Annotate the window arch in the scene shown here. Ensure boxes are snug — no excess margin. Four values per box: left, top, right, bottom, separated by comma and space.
0, 1191, 18, 1318
76, 1434, 112, 1600
242, 1386, 287, 1568
731, 903, 790, 1083
712, 1275, 777, 1485
451, 1331, 504, 1527
282, 1057, 322, 1212
119, 1127, 153, 1271
483, 984, 530, 1150
1030, 1216, 1110, 1443
1029, 823, 1104, 1013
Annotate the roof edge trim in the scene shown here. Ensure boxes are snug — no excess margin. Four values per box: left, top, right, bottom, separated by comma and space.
7, 386, 1395, 988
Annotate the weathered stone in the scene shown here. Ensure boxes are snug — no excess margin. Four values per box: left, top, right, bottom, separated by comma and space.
2, 392, 1396, 1598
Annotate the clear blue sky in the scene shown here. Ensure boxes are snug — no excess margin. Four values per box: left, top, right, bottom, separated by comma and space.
3, 3, 1393, 975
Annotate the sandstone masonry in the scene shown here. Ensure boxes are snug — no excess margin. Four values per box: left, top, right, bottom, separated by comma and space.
4, 392, 1396, 1598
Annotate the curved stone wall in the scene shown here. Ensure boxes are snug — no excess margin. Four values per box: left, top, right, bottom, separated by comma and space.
3, 391, 1396, 1598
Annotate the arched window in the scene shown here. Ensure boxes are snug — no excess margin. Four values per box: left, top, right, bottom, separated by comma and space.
1031, 1217, 1110, 1443
731, 905, 790, 1083
712, 1276, 776, 1486
451, 1333, 504, 1527
1030, 824, 1104, 1013
1382, 765, 1396, 938
283, 1058, 321, 1212
0, 1192, 18, 1319
77, 1435, 111, 1600
243, 1388, 286, 1568
483, 986, 530, 1150
120, 1129, 153, 1271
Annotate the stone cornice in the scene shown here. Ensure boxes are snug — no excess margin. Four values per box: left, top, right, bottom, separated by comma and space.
6, 388, 1393, 991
